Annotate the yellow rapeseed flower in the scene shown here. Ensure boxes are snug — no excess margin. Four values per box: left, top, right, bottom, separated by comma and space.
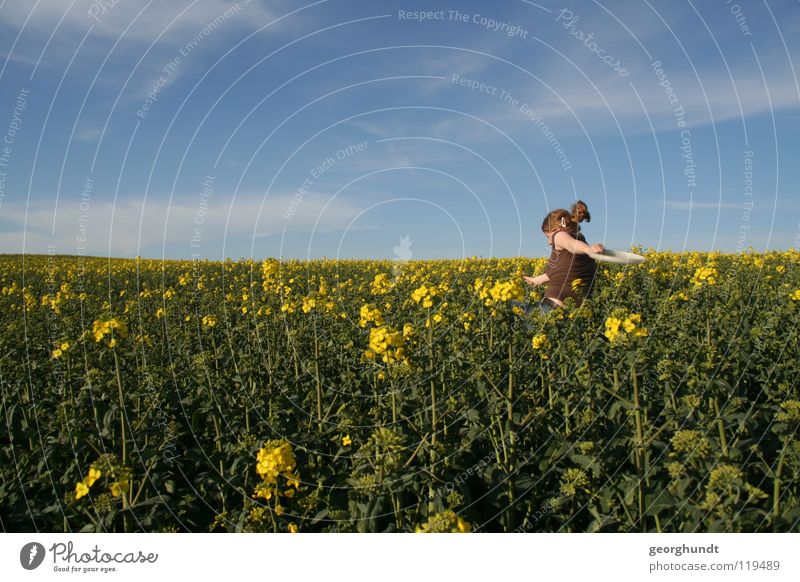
670, 291, 689, 301
359, 304, 383, 327
605, 311, 647, 344
84, 467, 101, 487
691, 265, 718, 287
253, 440, 300, 501
623, 314, 641, 333
371, 273, 393, 295
92, 318, 128, 343
487, 280, 524, 304
415, 510, 472, 533
411, 285, 437, 308
604, 317, 622, 342
74, 481, 89, 500
110, 481, 129, 498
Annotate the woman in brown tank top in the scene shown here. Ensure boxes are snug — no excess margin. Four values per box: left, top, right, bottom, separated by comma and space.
519, 206, 603, 311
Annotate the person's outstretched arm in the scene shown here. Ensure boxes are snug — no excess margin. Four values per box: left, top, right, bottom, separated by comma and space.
553, 231, 604, 255
523, 273, 549, 285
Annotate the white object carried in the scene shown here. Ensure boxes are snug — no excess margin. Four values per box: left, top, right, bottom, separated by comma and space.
588, 249, 646, 265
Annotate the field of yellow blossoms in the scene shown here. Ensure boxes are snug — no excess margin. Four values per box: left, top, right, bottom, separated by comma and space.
1, 250, 799, 532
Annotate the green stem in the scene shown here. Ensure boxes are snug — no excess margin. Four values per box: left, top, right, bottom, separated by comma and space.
313, 318, 322, 428
428, 308, 437, 447
507, 341, 514, 423
632, 366, 645, 532
773, 441, 787, 520
113, 348, 126, 467
712, 397, 729, 458
390, 379, 397, 424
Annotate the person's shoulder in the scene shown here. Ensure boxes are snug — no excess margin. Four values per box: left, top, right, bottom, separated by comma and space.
552, 230, 574, 245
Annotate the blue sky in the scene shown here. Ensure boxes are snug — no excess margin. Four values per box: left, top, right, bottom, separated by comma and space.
0, 0, 798, 260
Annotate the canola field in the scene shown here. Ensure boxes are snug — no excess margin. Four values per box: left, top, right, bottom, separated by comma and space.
1, 251, 799, 532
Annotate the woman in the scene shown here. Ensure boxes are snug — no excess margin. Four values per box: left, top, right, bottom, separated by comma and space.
518, 207, 603, 314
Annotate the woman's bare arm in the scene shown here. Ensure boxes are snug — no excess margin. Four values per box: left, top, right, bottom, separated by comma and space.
523, 273, 549, 285
553, 231, 603, 255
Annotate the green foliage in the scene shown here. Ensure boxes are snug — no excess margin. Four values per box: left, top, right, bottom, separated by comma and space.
0, 251, 798, 532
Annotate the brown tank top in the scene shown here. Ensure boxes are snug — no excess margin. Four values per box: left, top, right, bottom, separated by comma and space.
544, 229, 597, 305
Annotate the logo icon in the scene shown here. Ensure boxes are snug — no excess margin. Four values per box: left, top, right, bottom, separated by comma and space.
393, 234, 413, 261
20, 542, 46, 570
392, 234, 413, 280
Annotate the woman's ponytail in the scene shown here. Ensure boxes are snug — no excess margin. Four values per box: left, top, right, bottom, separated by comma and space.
571, 200, 591, 223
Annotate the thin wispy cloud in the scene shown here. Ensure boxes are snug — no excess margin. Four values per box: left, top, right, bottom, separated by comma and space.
0, 0, 278, 45
1, 192, 370, 256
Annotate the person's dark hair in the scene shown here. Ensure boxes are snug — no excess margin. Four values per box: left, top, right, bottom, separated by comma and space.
571, 200, 591, 223
541, 209, 578, 236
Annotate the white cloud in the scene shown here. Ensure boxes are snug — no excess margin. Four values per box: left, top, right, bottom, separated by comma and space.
0, 191, 369, 256
0, 0, 277, 45
72, 126, 105, 143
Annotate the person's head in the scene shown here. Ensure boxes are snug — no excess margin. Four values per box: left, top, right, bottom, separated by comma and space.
541, 209, 578, 243
571, 200, 591, 223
